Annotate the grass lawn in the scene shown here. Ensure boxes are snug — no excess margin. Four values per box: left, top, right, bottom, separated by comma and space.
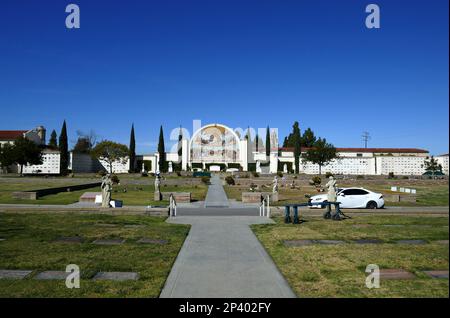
0, 213, 189, 297
252, 215, 449, 297
225, 182, 449, 207
0, 179, 208, 206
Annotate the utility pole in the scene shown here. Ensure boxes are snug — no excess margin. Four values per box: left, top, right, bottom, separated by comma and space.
362, 131, 371, 148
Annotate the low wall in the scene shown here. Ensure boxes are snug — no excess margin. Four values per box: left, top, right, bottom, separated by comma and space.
161, 192, 191, 203
384, 194, 417, 203
12, 182, 101, 200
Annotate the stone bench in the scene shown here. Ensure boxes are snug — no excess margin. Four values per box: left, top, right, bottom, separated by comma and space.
161, 192, 191, 203
384, 194, 417, 203
242, 192, 262, 203
79, 192, 102, 203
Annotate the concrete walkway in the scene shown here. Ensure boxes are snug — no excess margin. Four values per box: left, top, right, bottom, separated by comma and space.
160, 216, 296, 298
204, 175, 229, 208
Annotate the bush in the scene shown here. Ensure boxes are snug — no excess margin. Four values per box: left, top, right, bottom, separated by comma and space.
252, 171, 260, 178
356, 175, 364, 180
402, 176, 409, 179
309, 176, 321, 186
111, 174, 120, 184
225, 176, 235, 185
277, 172, 283, 177
325, 172, 334, 178
388, 172, 395, 179
176, 171, 182, 177
201, 176, 211, 184
141, 171, 148, 177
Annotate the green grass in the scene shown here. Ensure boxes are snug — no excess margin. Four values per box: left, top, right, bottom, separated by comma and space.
0, 180, 208, 206
0, 213, 189, 297
225, 182, 449, 207
252, 215, 449, 297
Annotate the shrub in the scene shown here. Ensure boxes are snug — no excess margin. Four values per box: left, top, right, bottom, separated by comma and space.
277, 172, 283, 177
176, 171, 182, 177
225, 176, 235, 185
252, 171, 260, 178
388, 172, 395, 179
111, 174, 120, 184
309, 176, 321, 186
141, 171, 148, 177
356, 175, 364, 180
402, 176, 409, 179
201, 176, 211, 184
325, 172, 334, 178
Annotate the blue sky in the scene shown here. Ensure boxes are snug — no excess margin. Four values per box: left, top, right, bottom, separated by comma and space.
0, 0, 448, 155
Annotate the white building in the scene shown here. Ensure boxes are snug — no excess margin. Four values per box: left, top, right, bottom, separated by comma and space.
21, 149, 61, 174
436, 154, 449, 175
143, 123, 430, 176
0, 126, 51, 174
279, 147, 429, 175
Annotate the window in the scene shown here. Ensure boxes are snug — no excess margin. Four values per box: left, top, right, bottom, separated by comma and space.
342, 189, 369, 195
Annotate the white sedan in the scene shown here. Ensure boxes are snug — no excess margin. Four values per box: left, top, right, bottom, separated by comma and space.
308, 187, 385, 209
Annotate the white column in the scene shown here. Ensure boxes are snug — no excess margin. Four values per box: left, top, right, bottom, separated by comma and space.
181, 139, 188, 171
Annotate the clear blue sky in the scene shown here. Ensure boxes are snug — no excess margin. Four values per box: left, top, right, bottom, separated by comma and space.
0, 0, 448, 155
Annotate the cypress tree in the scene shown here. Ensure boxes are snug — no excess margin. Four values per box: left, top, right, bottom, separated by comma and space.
265, 126, 270, 156
48, 130, 58, 149
129, 124, 136, 172
59, 120, 69, 175
177, 126, 183, 157
293, 121, 301, 174
158, 125, 166, 172
255, 132, 259, 152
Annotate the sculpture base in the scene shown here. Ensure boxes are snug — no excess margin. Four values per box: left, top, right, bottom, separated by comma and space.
154, 191, 162, 201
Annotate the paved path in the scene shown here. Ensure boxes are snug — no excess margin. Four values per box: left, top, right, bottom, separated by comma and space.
160, 216, 296, 298
204, 175, 229, 208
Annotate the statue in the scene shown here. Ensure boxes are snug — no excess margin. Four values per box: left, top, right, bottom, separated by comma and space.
325, 175, 337, 202
101, 174, 113, 208
272, 176, 279, 193
324, 175, 338, 219
256, 160, 261, 173
154, 172, 162, 201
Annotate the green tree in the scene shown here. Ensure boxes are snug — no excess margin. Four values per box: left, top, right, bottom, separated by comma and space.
265, 126, 270, 156
424, 156, 443, 178
158, 125, 167, 172
2, 136, 43, 176
302, 137, 337, 175
301, 127, 317, 147
72, 137, 92, 153
177, 126, 183, 157
91, 140, 129, 174
59, 120, 69, 175
255, 132, 259, 152
292, 122, 301, 174
48, 130, 58, 149
129, 124, 136, 172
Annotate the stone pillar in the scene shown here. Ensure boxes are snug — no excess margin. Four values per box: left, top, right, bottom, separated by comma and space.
181, 139, 188, 171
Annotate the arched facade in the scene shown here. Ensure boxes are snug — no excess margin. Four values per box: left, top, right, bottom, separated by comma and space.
188, 124, 242, 164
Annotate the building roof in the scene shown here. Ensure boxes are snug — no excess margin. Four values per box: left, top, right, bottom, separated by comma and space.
0, 130, 27, 141
278, 147, 429, 153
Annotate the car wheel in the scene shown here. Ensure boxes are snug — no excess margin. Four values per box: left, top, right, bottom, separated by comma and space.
366, 201, 378, 209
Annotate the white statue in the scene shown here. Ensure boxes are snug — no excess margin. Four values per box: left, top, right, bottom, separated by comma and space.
256, 160, 261, 173
101, 174, 113, 208
272, 176, 279, 193
154, 173, 161, 193
325, 176, 337, 202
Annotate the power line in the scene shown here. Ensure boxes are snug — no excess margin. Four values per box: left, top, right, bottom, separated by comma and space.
362, 131, 371, 148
